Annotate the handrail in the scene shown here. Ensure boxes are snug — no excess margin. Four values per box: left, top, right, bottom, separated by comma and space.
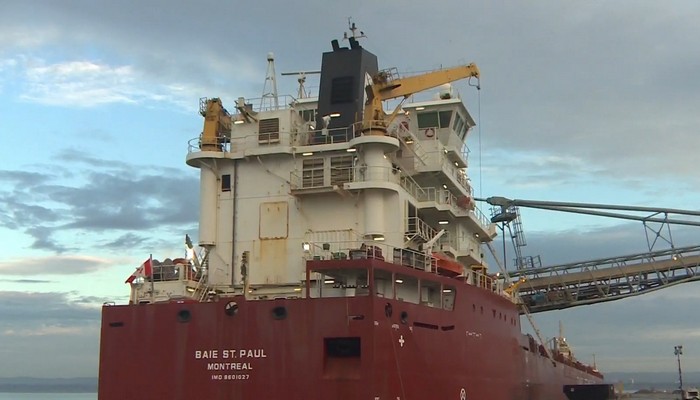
406, 216, 438, 243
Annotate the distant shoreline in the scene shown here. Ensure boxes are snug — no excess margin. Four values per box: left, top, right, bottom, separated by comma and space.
0, 377, 97, 393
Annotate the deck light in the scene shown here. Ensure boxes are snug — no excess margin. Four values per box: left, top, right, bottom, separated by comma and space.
302, 242, 311, 252
302, 152, 313, 156
395, 279, 404, 284
438, 220, 449, 225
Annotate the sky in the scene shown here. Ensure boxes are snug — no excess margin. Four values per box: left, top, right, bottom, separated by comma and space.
1, 0, 700, 380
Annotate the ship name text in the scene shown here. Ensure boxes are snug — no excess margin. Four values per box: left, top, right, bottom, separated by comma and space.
195, 349, 267, 359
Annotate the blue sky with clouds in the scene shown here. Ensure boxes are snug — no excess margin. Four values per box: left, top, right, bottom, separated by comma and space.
1, 0, 699, 379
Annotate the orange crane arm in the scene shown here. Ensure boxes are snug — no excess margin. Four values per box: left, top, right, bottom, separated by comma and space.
362, 63, 480, 130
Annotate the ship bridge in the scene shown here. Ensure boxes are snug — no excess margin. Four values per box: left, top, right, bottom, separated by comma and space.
478, 197, 700, 314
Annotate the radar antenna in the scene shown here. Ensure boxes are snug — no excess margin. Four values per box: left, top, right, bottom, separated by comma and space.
281, 70, 321, 99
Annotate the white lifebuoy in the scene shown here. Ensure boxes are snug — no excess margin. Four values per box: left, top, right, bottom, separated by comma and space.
425, 128, 435, 138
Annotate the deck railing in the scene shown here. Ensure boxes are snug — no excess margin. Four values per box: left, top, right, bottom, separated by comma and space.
302, 239, 502, 294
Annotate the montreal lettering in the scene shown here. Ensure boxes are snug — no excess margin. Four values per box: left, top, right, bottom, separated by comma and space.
208, 362, 252, 371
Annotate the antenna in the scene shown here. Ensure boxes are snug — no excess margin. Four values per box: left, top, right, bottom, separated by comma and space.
260, 52, 279, 110
281, 70, 321, 99
344, 17, 366, 41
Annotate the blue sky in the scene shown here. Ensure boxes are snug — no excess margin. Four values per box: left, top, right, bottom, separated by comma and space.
1, 0, 699, 379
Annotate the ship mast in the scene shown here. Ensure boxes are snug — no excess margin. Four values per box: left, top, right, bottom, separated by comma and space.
260, 52, 279, 110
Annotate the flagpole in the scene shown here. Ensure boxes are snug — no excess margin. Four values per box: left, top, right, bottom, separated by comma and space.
150, 254, 154, 303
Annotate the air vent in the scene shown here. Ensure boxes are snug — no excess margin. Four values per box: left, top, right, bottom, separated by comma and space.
258, 118, 280, 144
413, 321, 438, 330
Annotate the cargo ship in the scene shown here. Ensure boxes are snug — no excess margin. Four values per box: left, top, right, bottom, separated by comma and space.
98, 25, 604, 399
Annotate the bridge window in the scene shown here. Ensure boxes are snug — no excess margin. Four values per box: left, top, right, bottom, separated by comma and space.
310, 268, 369, 298
417, 110, 453, 129
438, 111, 452, 128
453, 114, 465, 139
417, 112, 438, 129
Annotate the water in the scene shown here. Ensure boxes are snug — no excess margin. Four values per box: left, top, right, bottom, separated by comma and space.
628, 394, 676, 400
0, 394, 96, 400
628, 393, 680, 400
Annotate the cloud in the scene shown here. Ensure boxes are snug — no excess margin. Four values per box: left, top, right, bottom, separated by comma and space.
18, 58, 201, 109
0, 150, 198, 253
0, 255, 112, 276
0, 279, 53, 284
3, 324, 87, 337
0, 291, 102, 323
0, 291, 101, 378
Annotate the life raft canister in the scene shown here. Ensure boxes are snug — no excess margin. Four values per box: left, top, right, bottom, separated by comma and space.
457, 195, 474, 210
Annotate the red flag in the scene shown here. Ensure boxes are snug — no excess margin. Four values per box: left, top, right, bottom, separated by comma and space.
125, 258, 153, 284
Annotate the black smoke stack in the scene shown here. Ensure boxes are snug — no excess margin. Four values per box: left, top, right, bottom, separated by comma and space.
314, 40, 378, 143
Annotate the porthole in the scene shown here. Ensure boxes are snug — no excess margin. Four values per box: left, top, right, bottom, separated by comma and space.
177, 309, 191, 323
272, 306, 287, 320
225, 301, 239, 316
400, 311, 408, 324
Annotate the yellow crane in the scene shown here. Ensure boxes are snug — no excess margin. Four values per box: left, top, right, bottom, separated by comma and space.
362, 63, 480, 134
198, 97, 232, 151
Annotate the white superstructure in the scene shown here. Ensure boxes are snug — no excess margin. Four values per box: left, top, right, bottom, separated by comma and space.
130, 37, 497, 304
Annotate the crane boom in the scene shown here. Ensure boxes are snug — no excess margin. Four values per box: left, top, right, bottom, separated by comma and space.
480, 196, 700, 227
362, 63, 480, 133
198, 97, 232, 151
478, 196, 700, 313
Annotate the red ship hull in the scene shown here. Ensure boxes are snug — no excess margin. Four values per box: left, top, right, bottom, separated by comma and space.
99, 259, 602, 400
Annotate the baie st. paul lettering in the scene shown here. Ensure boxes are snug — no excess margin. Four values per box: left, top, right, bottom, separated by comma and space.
195, 349, 267, 359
